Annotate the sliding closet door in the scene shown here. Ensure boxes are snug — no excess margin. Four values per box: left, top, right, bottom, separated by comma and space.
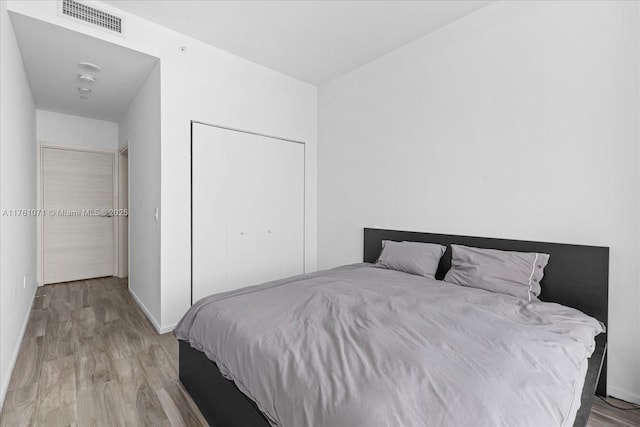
192, 123, 304, 303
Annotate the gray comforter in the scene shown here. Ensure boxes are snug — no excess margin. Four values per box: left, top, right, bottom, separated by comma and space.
175, 264, 604, 427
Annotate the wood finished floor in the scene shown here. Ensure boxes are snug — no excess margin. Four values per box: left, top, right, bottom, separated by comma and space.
0, 277, 207, 427
589, 397, 640, 427
1, 277, 638, 426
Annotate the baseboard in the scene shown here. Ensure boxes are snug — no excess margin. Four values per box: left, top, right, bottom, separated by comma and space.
158, 323, 177, 334
609, 386, 640, 405
128, 287, 163, 334
0, 285, 37, 411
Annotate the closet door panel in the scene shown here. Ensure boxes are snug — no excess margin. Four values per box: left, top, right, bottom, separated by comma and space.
192, 125, 230, 302
226, 131, 270, 289
255, 140, 285, 283
279, 142, 305, 278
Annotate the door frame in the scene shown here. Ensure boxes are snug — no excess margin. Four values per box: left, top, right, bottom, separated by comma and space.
37, 143, 119, 285
117, 144, 129, 278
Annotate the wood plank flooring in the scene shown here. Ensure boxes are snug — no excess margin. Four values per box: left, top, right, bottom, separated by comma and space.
1, 276, 638, 426
0, 277, 207, 427
589, 397, 640, 427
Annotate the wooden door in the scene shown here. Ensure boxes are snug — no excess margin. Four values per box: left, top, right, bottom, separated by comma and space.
42, 147, 115, 284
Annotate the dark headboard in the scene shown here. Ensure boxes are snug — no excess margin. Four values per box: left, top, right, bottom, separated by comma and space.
363, 228, 609, 327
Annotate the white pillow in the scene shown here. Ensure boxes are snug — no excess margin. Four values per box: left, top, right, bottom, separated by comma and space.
444, 244, 550, 301
375, 240, 446, 279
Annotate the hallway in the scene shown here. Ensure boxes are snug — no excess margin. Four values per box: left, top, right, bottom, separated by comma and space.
0, 277, 206, 426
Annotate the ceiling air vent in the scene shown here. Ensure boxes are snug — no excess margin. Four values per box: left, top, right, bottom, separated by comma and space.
61, 0, 124, 35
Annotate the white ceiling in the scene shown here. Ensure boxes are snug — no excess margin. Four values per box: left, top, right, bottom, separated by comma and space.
10, 12, 159, 122
101, 0, 492, 85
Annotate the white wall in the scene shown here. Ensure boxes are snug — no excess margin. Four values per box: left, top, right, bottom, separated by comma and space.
117, 63, 161, 329
0, 1, 37, 408
36, 109, 118, 150
319, 1, 640, 403
6, 0, 318, 332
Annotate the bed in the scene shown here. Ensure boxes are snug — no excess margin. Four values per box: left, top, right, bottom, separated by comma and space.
176, 228, 608, 427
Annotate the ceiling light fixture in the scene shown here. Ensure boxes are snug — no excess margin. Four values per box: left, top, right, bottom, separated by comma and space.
78, 87, 92, 94
78, 74, 96, 84
78, 61, 101, 72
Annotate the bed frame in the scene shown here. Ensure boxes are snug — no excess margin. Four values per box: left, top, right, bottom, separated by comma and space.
179, 228, 609, 427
